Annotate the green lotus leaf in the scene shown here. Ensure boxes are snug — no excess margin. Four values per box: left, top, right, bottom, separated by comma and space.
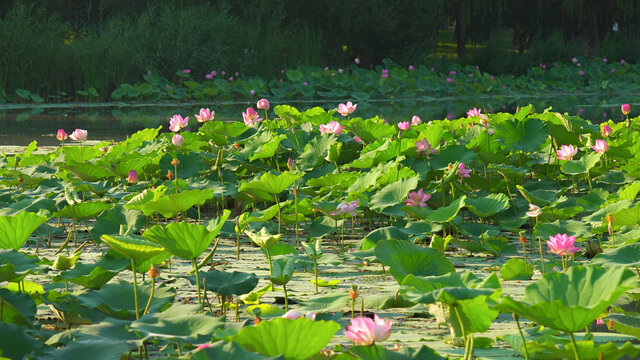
192, 340, 280, 360
199, 121, 248, 145
302, 239, 323, 258
426, 196, 466, 223
244, 133, 287, 162
246, 304, 286, 318
310, 279, 340, 288
91, 205, 146, 242
466, 193, 510, 217
591, 242, 640, 267
534, 219, 591, 241
347, 345, 446, 360
77, 280, 175, 319
608, 314, 640, 339
135, 188, 215, 218
100, 234, 165, 260
143, 222, 218, 260
0, 249, 43, 282
131, 303, 225, 341
346, 118, 396, 143
0, 322, 46, 359
561, 152, 602, 175
0, 212, 48, 250
270, 256, 296, 286
246, 227, 282, 250
370, 176, 420, 211
0, 288, 36, 327
46, 318, 140, 347
375, 239, 455, 282
54, 260, 127, 290
494, 116, 547, 153
516, 185, 556, 206
187, 270, 258, 297
0, 197, 56, 216
429, 145, 477, 171
54, 201, 112, 220
297, 133, 336, 169
494, 265, 636, 333
37, 339, 132, 360
499, 258, 533, 280
239, 171, 300, 195
233, 318, 340, 360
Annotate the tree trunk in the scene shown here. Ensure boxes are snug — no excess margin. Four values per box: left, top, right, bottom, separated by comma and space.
453, 0, 466, 59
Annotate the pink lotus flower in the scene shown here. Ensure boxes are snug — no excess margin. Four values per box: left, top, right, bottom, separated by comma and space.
287, 157, 295, 170
415, 138, 437, 157
183, 69, 191, 74
338, 101, 357, 116
466, 107, 488, 120
250, 90, 256, 96
446, 78, 453, 83
556, 144, 578, 160
169, 115, 189, 132
243, 107, 263, 126
397, 122, 410, 130
128, 170, 138, 184
354, 57, 360, 65
205, 73, 213, 80
621, 104, 631, 115
579, 70, 585, 76
405, 189, 431, 207
526, 204, 542, 217
281, 310, 316, 321
592, 139, 609, 153
211, 71, 217, 76
353, 136, 363, 143
69, 129, 88, 141
408, 65, 415, 71
344, 314, 392, 346
430, 67, 435, 71
257, 98, 270, 110
56, 129, 68, 141
602, 124, 613, 137
195, 108, 214, 123
172, 134, 184, 148
338, 69, 344, 74
449, 71, 456, 75
603, 57, 608, 63
547, 233, 579, 255
458, 162, 471, 178
331, 200, 358, 217
381, 73, 388, 78
411, 116, 422, 126
197, 344, 210, 351
572, 57, 578, 63
319, 121, 343, 135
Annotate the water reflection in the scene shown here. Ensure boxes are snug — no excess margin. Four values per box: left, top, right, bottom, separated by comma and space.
0, 95, 629, 146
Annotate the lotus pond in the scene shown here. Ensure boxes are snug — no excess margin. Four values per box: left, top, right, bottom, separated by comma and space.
1, 102, 640, 360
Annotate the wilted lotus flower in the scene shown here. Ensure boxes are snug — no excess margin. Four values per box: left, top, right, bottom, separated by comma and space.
411, 115, 422, 126
172, 134, 184, 148
526, 204, 542, 217
621, 104, 631, 115
592, 139, 609, 153
415, 138, 437, 157
556, 144, 578, 160
128, 170, 138, 184
69, 129, 88, 141
337, 101, 357, 116
57, 129, 68, 141
242, 107, 263, 126
547, 233, 579, 255
281, 310, 316, 321
319, 121, 343, 135
169, 115, 189, 132
404, 189, 431, 207
397, 122, 410, 130
344, 314, 392, 346
601, 124, 613, 138
257, 98, 270, 110
331, 200, 358, 217
457, 162, 471, 178
195, 108, 214, 123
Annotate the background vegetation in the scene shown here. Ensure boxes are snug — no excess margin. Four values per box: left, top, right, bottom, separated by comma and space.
1, 0, 639, 101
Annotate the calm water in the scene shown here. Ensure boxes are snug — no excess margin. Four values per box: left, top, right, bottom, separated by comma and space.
0, 95, 628, 146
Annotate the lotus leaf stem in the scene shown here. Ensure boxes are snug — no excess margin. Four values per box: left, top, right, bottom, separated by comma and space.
568, 332, 582, 360
192, 260, 202, 306
142, 277, 155, 316
314, 259, 319, 294
283, 283, 289, 312
274, 194, 282, 234
131, 258, 139, 320
513, 313, 530, 360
